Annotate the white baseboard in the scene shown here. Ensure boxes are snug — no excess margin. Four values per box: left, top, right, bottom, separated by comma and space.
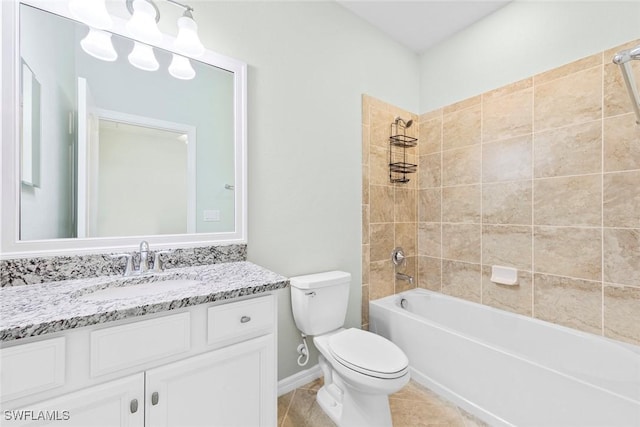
277, 364, 322, 396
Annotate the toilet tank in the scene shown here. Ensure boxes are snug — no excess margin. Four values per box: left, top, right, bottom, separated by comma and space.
290, 271, 351, 336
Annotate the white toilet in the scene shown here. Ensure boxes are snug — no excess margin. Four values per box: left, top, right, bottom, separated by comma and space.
290, 271, 409, 427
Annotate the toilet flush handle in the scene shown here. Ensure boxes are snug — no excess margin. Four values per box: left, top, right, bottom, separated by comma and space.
305, 291, 316, 297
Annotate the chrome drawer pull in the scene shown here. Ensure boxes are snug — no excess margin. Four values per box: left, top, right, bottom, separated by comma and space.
240, 316, 251, 324
151, 392, 159, 405
130, 399, 138, 413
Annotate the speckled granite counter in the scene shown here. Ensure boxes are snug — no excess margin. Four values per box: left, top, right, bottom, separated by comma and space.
0, 262, 288, 342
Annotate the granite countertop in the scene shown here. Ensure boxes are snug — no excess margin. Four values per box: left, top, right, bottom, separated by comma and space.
0, 262, 289, 342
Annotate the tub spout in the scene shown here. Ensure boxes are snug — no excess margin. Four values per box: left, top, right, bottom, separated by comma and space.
396, 272, 414, 285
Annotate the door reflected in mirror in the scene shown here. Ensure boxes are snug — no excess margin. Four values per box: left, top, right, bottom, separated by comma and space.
19, 3, 236, 241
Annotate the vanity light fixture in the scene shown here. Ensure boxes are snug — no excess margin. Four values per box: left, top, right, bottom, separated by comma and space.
168, 54, 196, 80
69, 0, 203, 80
126, 0, 163, 45
80, 28, 118, 62
128, 41, 160, 71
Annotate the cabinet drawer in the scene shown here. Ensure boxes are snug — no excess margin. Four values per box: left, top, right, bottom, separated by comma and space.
91, 312, 190, 377
208, 296, 274, 345
0, 337, 65, 402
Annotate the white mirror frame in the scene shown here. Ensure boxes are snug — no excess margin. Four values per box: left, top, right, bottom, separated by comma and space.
0, 0, 248, 258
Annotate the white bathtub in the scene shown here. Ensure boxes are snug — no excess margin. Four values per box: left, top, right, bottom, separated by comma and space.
369, 288, 640, 427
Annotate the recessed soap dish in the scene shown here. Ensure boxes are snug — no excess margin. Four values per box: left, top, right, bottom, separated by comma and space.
490, 265, 518, 286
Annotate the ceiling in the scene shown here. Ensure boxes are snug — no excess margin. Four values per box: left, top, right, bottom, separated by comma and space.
337, 0, 512, 54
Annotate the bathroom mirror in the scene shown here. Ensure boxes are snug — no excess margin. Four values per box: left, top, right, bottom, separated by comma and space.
1, 0, 247, 256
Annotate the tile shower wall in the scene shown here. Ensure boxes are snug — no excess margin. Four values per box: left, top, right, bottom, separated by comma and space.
362, 95, 419, 330
362, 39, 640, 346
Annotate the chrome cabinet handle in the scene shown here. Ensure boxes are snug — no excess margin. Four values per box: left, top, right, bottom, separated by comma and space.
240, 316, 251, 324
151, 392, 159, 405
130, 399, 138, 413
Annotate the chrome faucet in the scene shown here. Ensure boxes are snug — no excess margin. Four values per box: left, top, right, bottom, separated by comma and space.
138, 240, 150, 274
111, 240, 157, 276
396, 272, 414, 285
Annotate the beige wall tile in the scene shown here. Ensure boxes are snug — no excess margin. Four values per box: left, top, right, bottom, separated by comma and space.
370, 223, 394, 262
482, 180, 532, 225
370, 124, 390, 149
362, 284, 369, 327
442, 260, 481, 303
419, 153, 442, 188
442, 185, 481, 224
370, 185, 394, 223
362, 164, 369, 205
370, 145, 390, 186
443, 104, 481, 150
419, 117, 443, 156
534, 120, 602, 178
604, 60, 640, 118
362, 244, 370, 285
534, 53, 602, 85
443, 145, 481, 186
534, 226, 602, 281
534, 175, 602, 227
604, 39, 640, 60
370, 260, 394, 300
482, 88, 533, 143
442, 223, 481, 263
604, 284, 640, 346
395, 222, 416, 257
418, 256, 441, 291
362, 204, 370, 245
418, 222, 442, 258
362, 125, 370, 166
395, 187, 416, 223
534, 273, 602, 335
604, 113, 640, 172
482, 225, 532, 270
603, 170, 640, 228
443, 95, 481, 115
418, 188, 441, 223
482, 267, 532, 316
534, 66, 602, 132
483, 77, 533, 101
604, 228, 640, 287
362, 95, 371, 126
419, 108, 443, 123
370, 106, 395, 131
482, 135, 532, 183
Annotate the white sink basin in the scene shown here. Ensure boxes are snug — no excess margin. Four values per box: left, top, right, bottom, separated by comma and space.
80, 279, 202, 301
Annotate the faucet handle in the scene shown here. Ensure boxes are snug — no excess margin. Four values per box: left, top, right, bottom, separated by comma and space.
110, 253, 134, 276
152, 250, 173, 273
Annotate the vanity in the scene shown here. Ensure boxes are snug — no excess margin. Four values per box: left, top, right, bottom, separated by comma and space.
0, 0, 284, 425
0, 261, 288, 426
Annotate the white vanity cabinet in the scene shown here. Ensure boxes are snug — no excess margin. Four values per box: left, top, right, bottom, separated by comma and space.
0, 294, 277, 427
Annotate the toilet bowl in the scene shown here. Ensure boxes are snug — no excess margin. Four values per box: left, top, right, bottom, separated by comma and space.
290, 271, 410, 427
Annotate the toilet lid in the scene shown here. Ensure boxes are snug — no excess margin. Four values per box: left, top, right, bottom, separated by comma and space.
328, 328, 408, 379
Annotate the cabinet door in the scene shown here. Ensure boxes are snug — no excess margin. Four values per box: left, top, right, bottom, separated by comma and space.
145, 334, 275, 427
5, 374, 144, 427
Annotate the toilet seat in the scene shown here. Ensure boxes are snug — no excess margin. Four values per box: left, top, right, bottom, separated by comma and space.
328, 328, 408, 379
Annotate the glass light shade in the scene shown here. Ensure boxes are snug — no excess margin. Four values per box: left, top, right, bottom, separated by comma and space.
168, 54, 196, 80
126, 0, 162, 45
128, 42, 159, 71
69, 0, 112, 30
80, 28, 117, 62
173, 16, 205, 57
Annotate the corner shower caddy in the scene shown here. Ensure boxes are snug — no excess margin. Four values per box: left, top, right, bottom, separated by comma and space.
389, 118, 417, 183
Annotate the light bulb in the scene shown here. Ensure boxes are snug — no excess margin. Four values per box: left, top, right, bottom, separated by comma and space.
126, 0, 162, 45
80, 28, 117, 62
69, 0, 112, 30
128, 42, 159, 71
169, 54, 195, 80
173, 15, 204, 57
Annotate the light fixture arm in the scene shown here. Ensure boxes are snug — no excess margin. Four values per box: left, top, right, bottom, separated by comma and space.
165, 0, 195, 17
125, 0, 160, 23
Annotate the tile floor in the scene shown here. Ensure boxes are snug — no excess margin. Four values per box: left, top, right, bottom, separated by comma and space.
278, 378, 488, 427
